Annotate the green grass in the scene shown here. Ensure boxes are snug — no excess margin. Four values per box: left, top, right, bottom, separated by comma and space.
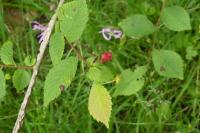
0, 0, 200, 132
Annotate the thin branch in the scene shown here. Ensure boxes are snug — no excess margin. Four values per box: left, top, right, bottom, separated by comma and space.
0, 64, 33, 69
152, 0, 168, 48
12, 0, 65, 133
82, 44, 98, 57
69, 43, 88, 65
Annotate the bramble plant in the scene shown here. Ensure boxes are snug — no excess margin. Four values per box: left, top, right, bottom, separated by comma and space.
0, 0, 200, 132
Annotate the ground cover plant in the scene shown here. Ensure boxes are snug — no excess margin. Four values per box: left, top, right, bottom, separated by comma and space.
0, 0, 200, 132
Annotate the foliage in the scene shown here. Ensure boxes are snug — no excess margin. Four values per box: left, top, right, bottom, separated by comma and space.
58, 0, 89, 43
0, 69, 5, 101
119, 14, 155, 38
12, 70, 31, 92
88, 83, 112, 128
87, 65, 114, 83
43, 56, 78, 107
152, 49, 184, 79
49, 32, 65, 66
161, 6, 191, 31
0, 0, 200, 132
0, 40, 15, 65
113, 66, 147, 97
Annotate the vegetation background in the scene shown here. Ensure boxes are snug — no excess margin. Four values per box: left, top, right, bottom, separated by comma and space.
0, 0, 200, 132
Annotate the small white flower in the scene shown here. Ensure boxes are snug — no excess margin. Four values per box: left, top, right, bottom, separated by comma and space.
32, 21, 47, 31
99, 28, 112, 40
99, 27, 122, 40
31, 21, 47, 44
113, 30, 122, 39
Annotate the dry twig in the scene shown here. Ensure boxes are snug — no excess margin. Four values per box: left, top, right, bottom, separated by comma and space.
12, 0, 65, 132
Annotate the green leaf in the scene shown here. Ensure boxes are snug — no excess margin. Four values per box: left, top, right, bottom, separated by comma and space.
119, 14, 155, 38
156, 101, 171, 120
58, 0, 89, 42
0, 40, 15, 65
0, 69, 6, 101
152, 49, 184, 79
161, 6, 191, 31
88, 83, 112, 128
49, 32, 65, 65
113, 66, 147, 97
12, 70, 31, 92
186, 46, 198, 60
5, 73, 11, 80
44, 57, 78, 107
87, 66, 114, 83
24, 55, 36, 66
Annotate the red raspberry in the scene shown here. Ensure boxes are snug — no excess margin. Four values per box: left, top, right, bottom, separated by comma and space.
100, 51, 112, 64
